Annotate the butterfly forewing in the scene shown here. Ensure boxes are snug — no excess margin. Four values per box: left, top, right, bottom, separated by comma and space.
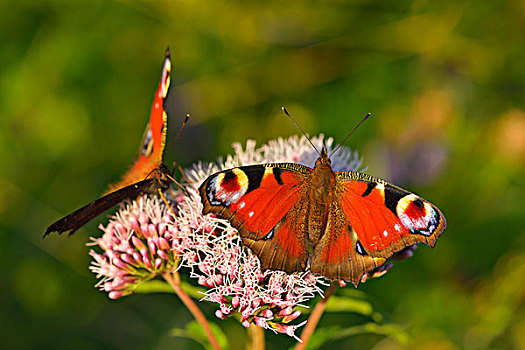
335, 172, 446, 259
106, 51, 171, 193
199, 163, 312, 272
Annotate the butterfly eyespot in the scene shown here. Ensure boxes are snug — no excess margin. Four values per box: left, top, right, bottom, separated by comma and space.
141, 128, 154, 157
383, 230, 388, 237
397, 194, 439, 236
230, 193, 242, 202
206, 169, 249, 207
161, 59, 171, 97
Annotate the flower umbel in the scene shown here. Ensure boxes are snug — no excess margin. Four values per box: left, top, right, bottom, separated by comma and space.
89, 134, 407, 340
89, 195, 184, 299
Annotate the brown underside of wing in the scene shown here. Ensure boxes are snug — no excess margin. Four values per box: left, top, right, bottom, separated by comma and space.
45, 167, 171, 237
44, 178, 160, 236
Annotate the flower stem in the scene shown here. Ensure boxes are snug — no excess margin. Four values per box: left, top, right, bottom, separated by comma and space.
247, 325, 265, 350
162, 272, 222, 350
296, 281, 339, 350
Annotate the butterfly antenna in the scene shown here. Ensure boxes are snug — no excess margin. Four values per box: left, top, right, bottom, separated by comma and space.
329, 112, 371, 157
172, 161, 194, 184
165, 173, 192, 198
158, 189, 179, 220
282, 107, 321, 156
165, 114, 190, 153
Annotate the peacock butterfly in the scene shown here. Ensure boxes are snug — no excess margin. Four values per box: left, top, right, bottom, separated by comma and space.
45, 49, 177, 237
199, 123, 446, 286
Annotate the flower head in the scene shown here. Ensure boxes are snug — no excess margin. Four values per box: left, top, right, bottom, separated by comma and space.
88, 195, 184, 299
89, 134, 410, 339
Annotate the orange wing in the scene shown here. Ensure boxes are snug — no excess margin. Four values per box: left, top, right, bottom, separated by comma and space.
106, 50, 170, 193
310, 199, 386, 286
311, 171, 446, 284
336, 172, 446, 257
199, 163, 312, 273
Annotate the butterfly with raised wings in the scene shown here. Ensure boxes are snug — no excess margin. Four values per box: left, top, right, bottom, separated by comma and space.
44, 49, 178, 237
199, 132, 446, 286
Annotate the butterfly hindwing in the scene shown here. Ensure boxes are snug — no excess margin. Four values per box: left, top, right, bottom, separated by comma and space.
310, 199, 387, 285
199, 163, 312, 272
241, 201, 310, 274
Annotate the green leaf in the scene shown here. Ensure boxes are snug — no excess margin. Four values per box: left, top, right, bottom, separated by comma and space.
169, 327, 205, 347
298, 288, 372, 315
180, 280, 208, 299
297, 322, 409, 349
338, 288, 369, 300
324, 295, 374, 316
300, 326, 341, 350
184, 320, 229, 350
333, 322, 409, 345
134, 280, 173, 294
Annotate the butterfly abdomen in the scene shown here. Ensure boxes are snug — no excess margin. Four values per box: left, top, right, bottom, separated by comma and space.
306, 162, 337, 243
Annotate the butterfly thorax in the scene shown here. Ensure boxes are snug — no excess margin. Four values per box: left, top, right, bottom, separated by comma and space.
307, 150, 336, 244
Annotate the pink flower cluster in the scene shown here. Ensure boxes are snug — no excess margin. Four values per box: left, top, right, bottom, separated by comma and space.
89, 135, 411, 340
89, 195, 184, 299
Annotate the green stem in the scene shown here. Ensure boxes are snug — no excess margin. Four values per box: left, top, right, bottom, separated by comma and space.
162, 272, 222, 350
296, 282, 339, 350
247, 325, 265, 350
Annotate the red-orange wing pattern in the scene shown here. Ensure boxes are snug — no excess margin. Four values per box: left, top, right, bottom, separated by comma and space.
107, 50, 171, 193
310, 199, 387, 285
335, 172, 445, 258
310, 172, 445, 285
199, 163, 312, 272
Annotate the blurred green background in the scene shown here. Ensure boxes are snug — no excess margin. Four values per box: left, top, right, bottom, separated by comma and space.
2, 0, 524, 349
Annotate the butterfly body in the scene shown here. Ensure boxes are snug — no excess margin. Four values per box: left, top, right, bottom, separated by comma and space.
306, 152, 336, 243
200, 147, 446, 285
